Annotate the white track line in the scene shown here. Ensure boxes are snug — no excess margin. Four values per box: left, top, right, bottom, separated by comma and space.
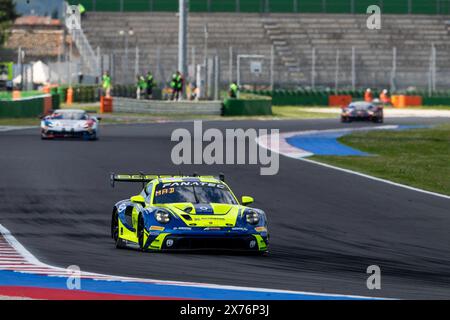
0, 126, 37, 133
257, 126, 450, 200
0, 224, 381, 300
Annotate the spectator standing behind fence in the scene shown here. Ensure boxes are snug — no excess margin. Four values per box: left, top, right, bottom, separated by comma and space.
229, 82, 239, 98
190, 82, 199, 101
78, 3, 86, 17
136, 75, 147, 100
380, 89, 392, 106
170, 71, 183, 101
364, 88, 373, 102
102, 71, 112, 97
146, 71, 155, 99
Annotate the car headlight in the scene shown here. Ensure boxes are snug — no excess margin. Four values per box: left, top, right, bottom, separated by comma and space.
155, 210, 171, 224
246, 210, 260, 225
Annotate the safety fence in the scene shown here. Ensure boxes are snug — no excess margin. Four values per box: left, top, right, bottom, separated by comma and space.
69, 0, 450, 15
73, 41, 450, 95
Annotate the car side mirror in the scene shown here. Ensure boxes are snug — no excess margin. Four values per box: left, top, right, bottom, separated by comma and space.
131, 195, 146, 205
241, 196, 254, 206
97, 117, 102, 121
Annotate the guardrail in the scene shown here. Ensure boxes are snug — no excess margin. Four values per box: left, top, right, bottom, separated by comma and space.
113, 98, 223, 116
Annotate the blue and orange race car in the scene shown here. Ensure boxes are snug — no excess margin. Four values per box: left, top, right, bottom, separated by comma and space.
110, 174, 269, 254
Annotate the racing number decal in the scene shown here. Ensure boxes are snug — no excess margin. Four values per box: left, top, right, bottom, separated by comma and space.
155, 188, 175, 197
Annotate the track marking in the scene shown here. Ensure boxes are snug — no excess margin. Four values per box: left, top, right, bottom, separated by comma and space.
0, 224, 382, 300
257, 126, 450, 200
0, 126, 37, 133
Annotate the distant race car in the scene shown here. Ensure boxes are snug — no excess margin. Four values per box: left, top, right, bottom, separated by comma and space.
41, 109, 100, 140
341, 101, 384, 123
110, 174, 269, 254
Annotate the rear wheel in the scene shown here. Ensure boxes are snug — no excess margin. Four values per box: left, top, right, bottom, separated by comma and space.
111, 209, 126, 249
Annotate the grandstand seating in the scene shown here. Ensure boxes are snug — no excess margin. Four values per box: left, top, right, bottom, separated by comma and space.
80, 12, 450, 89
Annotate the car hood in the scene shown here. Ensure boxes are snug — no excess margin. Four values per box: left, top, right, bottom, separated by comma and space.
45, 119, 88, 128
159, 203, 242, 227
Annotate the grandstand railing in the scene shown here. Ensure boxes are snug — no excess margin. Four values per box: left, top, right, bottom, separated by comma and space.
69, 0, 450, 15
64, 2, 100, 77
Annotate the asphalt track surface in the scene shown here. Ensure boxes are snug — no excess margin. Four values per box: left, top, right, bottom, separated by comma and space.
0, 117, 449, 299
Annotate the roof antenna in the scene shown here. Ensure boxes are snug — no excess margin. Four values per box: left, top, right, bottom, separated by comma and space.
219, 173, 225, 182
110, 172, 115, 188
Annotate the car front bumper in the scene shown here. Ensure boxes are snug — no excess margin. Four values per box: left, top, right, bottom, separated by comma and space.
145, 233, 269, 252
342, 114, 381, 120
42, 128, 96, 138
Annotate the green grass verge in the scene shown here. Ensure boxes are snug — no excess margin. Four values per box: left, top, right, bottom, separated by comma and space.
0, 105, 337, 126
65, 104, 337, 120
409, 105, 450, 110
312, 124, 450, 195
0, 118, 39, 126
272, 106, 336, 119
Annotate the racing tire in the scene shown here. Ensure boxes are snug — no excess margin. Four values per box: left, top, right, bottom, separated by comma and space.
373, 117, 384, 124
111, 209, 126, 249
137, 214, 146, 251
89, 131, 98, 141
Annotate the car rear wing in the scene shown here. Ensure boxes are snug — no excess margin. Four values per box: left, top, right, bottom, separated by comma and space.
110, 173, 225, 188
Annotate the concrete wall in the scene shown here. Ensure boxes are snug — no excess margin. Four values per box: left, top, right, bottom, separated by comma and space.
114, 98, 223, 115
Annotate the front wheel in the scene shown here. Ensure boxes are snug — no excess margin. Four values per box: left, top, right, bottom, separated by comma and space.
41, 132, 49, 140
374, 117, 384, 123
90, 131, 98, 141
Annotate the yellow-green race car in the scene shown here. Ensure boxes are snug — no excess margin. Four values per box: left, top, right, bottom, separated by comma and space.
110, 174, 269, 254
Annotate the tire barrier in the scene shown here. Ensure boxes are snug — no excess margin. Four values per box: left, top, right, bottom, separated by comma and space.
391, 95, 423, 108
328, 95, 353, 107
0, 94, 61, 118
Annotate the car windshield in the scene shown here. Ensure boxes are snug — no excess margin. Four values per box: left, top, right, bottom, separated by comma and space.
153, 182, 237, 205
349, 103, 369, 110
51, 112, 88, 120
